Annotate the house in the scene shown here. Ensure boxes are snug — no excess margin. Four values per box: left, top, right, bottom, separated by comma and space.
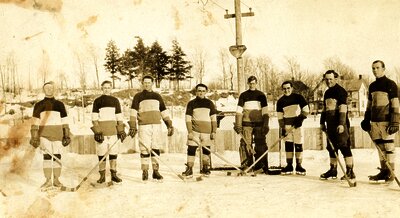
310, 75, 368, 117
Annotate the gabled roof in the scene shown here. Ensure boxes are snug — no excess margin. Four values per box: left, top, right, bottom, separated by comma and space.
339, 79, 368, 91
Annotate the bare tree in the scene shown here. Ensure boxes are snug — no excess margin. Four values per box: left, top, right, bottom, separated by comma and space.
219, 48, 232, 90
38, 50, 51, 85
323, 56, 357, 79
89, 46, 101, 89
191, 48, 206, 84
75, 52, 87, 93
285, 56, 305, 81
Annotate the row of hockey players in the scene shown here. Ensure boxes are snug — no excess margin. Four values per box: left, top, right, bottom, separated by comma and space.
233, 60, 398, 183
29, 60, 398, 188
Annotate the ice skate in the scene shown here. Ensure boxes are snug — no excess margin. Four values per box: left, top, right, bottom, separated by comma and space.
320, 164, 337, 180
295, 164, 306, 176
281, 164, 294, 175
182, 164, 193, 179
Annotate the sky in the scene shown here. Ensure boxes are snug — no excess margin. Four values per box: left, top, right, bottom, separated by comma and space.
0, 0, 399, 89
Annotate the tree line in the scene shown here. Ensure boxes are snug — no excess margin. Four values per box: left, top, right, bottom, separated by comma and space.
104, 37, 192, 90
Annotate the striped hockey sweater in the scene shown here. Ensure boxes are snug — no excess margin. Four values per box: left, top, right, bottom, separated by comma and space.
236, 89, 268, 126
92, 95, 123, 136
185, 97, 217, 134
32, 97, 68, 141
277, 93, 309, 126
130, 90, 170, 125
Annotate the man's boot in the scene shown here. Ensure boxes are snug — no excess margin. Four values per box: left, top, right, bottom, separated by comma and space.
152, 163, 163, 180
182, 163, 193, 178
341, 166, 356, 180
97, 170, 106, 184
53, 167, 64, 187
111, 170, 122, 183
110, 159, 122, 183
142, 170, 149, 181
320, 164, 338, 179
41, 168, 52, 190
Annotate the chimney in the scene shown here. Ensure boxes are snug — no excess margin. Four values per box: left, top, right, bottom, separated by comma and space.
359, 75, 362, 80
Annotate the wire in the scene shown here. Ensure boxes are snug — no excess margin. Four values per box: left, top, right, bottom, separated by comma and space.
209, 0, 226, 11
241, 0, 252, 10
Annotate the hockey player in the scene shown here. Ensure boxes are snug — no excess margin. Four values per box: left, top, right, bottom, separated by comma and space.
128, 75, 174, 181
319, 70, 356, 180
181, 84, 217, 178
29, 81, 71, 189
234, 76, 273, 174
91, 80, 126, 184
361, 60, 399, 182
276, 81, 309, 175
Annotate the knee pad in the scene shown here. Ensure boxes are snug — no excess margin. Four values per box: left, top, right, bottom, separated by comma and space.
254, 144, 268, 156
140, 153, 150, 158
285, 141, 294, 152
187, 146, 197, 156
340, 147, 353, 158
109, 154, 117, 160
151, 149, 160, 156
328, 149, 336, 159
97, 155, 104, 161
294, 144, 303, 152
383, 140, 395, 153
202, 146, 211, 155
43, 154, 52, 160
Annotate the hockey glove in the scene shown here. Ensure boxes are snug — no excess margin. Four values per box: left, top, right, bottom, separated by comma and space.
128, 120, 138, 138
188, 132, 194, 140
29, 126, 40, 148
320, 124, 327, 133
280, 128, 287, 137
164, 119, 174, 136
116, 123, 127, 142
233, 123, 243, 134
62, 126, 71, 147
210, 132, 216, 140
387, 113, 399, 135
293, 114, 307, 128
360, 119, 371, 132
91, 126, 104, 143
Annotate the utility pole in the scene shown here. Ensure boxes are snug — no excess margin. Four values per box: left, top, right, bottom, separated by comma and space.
225, 0, 254, 93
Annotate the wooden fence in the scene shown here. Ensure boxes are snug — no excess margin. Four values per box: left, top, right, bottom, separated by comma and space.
65, 127, 399, 154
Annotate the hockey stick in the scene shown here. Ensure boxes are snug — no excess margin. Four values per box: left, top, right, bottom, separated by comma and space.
39, 146, 77, 191
192, 138, 243, 174
0, 188, 6, 197
367, 132, 400, 187
61, 138, 120, 192
242, 127, 296, 175
325, 133, 357, 187
139, 140, 186, 181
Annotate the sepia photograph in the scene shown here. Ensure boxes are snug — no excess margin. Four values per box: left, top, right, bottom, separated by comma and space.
0, 0, 399, 217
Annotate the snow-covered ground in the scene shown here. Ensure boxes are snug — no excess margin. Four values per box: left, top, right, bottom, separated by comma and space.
1, 146, 399, 218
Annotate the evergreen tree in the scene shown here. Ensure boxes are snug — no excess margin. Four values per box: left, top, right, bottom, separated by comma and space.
104, 40, 121, 88
168, 40, 192, 90
120, 48, 136, 89
148, 41, 169, 88
132, 36, 150, 78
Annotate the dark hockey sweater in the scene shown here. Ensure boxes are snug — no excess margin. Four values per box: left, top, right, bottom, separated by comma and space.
185, 97, 217, 134
32, 97, 68, 141
277, 93, 309, 126
366, 76, 399, 122
320, 84, 349, 127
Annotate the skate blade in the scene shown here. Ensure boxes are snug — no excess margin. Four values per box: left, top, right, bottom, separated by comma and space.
295, 172, 306, 176
90, 181, 113, 188
281, 172, 293, 175
152, 179, 164, 183
319, 176, 337, 180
